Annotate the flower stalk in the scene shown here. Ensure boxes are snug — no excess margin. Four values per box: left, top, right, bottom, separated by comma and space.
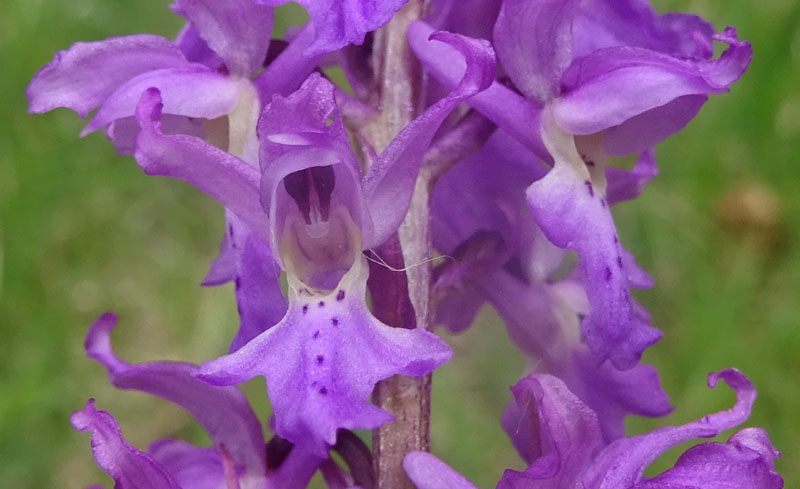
362, 2, 432, 488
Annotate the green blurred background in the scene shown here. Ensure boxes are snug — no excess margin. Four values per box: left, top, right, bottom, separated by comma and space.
0, 0, 798, 487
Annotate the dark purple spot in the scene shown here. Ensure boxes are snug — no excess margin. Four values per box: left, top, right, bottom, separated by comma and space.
227, 224, 234, 239
331, 317, 339, 327
302, 305, 309, 314
584, 180, 594, 197
600, 198, 607, 208
617, 256, 624, 268
319, 387, 328, 395
605, 266, 612, 281
586, 160, 595, 167
613, 235, 619, 244
336, 290, 345, 301
234, 277, 241, 291
316, 355, 324, 364
312, 330, 320, 339
318, 301, 325, 308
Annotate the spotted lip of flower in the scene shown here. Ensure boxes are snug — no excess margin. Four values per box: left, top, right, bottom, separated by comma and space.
403, 369, 783, 489
122, 32, 498, 456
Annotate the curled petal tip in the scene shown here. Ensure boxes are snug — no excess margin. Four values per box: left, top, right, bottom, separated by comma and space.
135, 87, 165, 131
70, 398, 100, 431
707, 368, 752, 390
427, 30, 496, 94
85, 312, 127, 373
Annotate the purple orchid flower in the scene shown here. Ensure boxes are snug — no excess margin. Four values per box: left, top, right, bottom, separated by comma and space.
128, 32, 495, 456
408, 0, 751, 370
430, 130, 669, 441
25, 0, 326, 354
404, 369, 783, 489
73, 312, 322, 489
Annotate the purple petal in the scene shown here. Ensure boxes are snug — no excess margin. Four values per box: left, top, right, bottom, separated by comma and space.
83, 66, 242, 135
434, 286, 485, 334
257, 74, 369, 255
258, 73, 354, 166
197, 257, 452, 456
404, 451, 480, 489
71, 400, 180, 489
172, 0, 274, 76
527, 115, 659, 369
255, 25, 322, 101
493, 0, 579, 104
572, 0, 715, 59
605, 149, 659, 205
603, 94, 707, 156
148, 440, 226, 489
554, 348, 672, 441
174, 24, 226, 69
269, 447, 325, 489
499, 374, 603, 489
362, 30, 496, 247
632, 427, 783, 488
104, 114, 206, 156
481, 271, 669, 440
407, 21, 549, 160
256, 0, 409, 57
85, 312, 267, 477
134, 88, 270, 242
429, 0, 502, 41
216, 212, 288, 352
27, 34, 187, 117
554, 29, 752, 137
583, 369, 758, 489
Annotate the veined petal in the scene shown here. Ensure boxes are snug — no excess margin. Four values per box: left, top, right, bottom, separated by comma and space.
258, 73, 354, 167
573, 0, 715, 58
583, 369, 758, 489
84, 66, 242, 135
407, 21, 548, 160
27, 34, 187, 117
493, 0, 579, 104
86, 312, 268, 478
172, 0, 274, 76
71, 400, 181, 489
255, 0, 409, 57
149, 440, 226, 489
134, 88, 269, 242
632, 427, 783, 488
404, 452, 480, 489
499, 374, 603, 489
197, 257, 452, 456
362, 30, 496, 248
554, 29, 752, 137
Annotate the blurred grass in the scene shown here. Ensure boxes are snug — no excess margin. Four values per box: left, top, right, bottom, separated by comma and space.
0, 0, 797, 488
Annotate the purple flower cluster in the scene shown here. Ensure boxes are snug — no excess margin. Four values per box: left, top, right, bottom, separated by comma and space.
27, 0, 782, 488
